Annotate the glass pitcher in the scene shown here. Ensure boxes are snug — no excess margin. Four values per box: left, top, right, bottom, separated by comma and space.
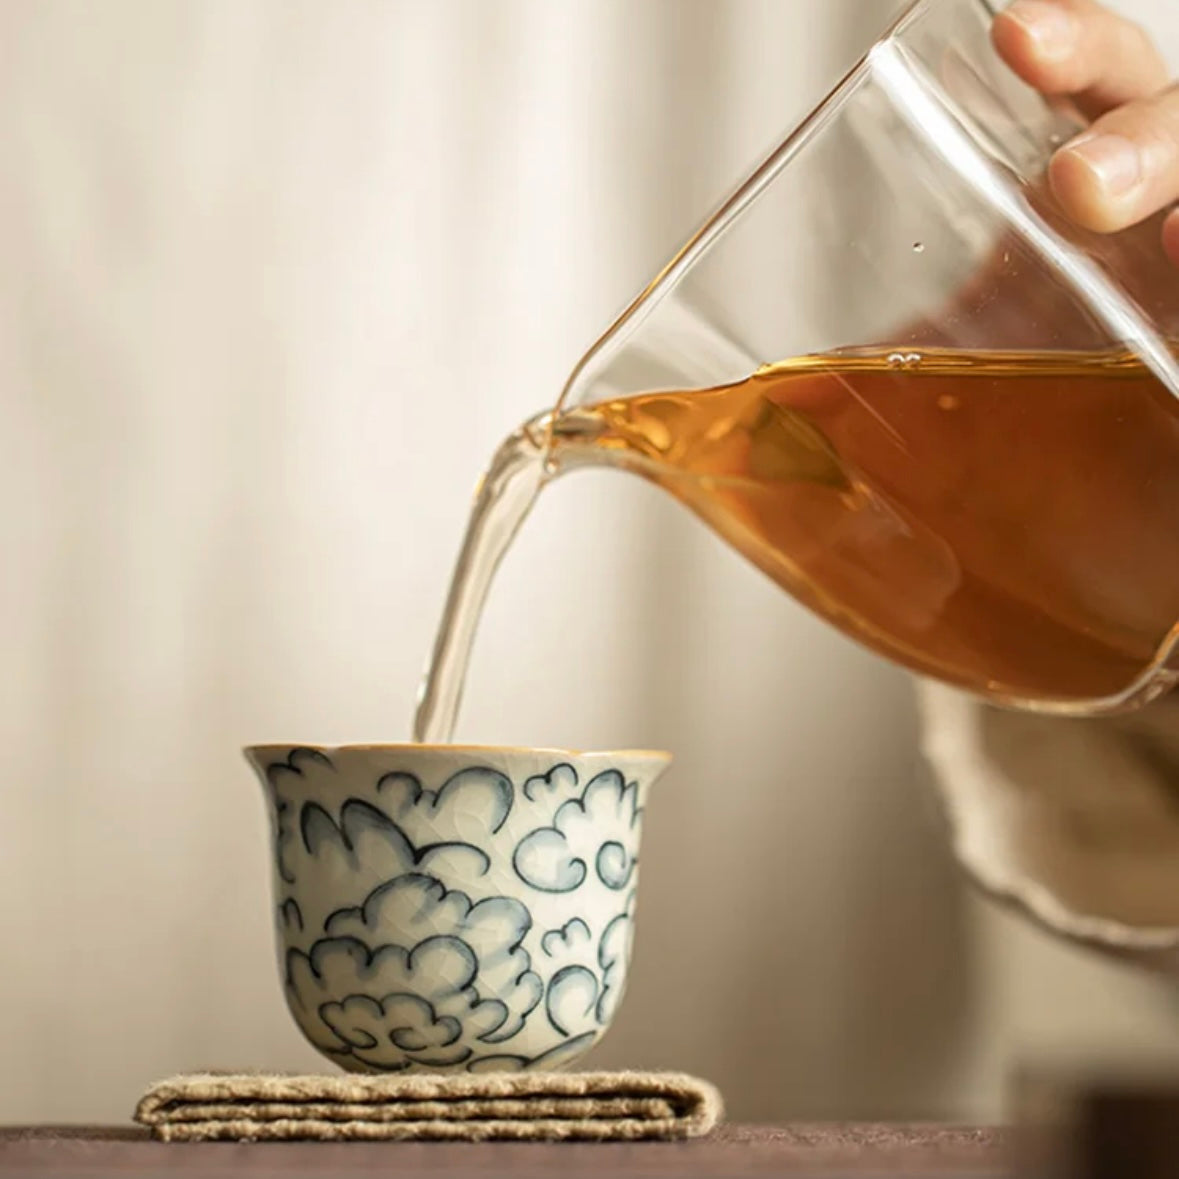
416, 0, 1179, 744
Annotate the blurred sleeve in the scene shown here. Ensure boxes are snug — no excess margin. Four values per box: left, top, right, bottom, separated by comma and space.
919, 681, 1179, 970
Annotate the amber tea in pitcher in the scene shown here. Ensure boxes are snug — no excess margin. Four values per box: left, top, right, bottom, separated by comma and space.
553, 347, 1179, 705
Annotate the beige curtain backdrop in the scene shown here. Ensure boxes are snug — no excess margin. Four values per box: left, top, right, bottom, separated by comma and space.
2, 0, 1178, 1125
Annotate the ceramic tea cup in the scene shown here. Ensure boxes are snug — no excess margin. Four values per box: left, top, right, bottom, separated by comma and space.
245, 743, 671, 1074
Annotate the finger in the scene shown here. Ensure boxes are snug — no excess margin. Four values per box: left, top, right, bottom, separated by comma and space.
1049, 85, 1179, 232
993, 0, 1170, 119
1164, 208, 1179, 268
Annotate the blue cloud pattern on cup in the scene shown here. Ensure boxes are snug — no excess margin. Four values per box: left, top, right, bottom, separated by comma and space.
245, 744, 670, 1073
513, 771, 642, 893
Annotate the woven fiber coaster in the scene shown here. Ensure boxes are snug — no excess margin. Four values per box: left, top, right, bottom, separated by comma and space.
134, 1071, 723, 1143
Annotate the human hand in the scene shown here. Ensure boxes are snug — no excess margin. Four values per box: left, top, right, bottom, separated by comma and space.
993, 0, 1179, 264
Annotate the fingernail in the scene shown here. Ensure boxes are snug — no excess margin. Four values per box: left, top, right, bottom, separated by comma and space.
1004, 0, 1078, 59
1062, 133, 1144, 196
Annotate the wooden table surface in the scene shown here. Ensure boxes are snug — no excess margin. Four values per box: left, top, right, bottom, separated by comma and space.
0, 1124, 1009, 1177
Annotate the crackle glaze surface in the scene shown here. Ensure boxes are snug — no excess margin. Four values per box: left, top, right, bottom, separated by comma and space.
245, 745, 671, 1074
